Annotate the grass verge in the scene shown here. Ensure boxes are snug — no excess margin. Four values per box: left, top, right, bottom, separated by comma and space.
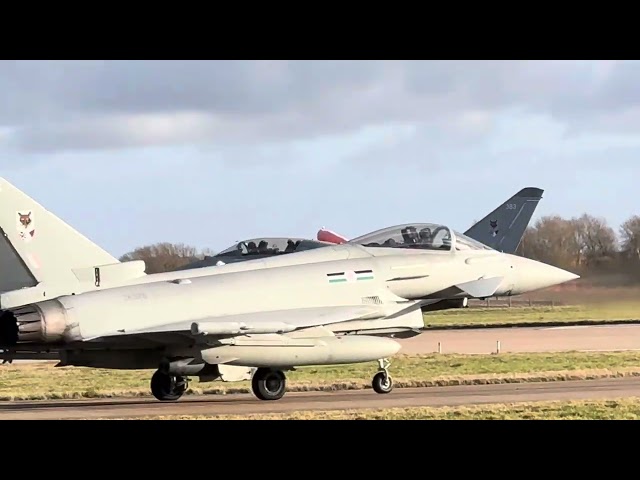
120, 398, 640, 420
423, 301, 640, 329
3, 351, 640, 401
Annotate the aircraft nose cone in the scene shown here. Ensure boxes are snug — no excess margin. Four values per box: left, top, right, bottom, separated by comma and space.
507, 255, 580, 294
553, 268, 580, 284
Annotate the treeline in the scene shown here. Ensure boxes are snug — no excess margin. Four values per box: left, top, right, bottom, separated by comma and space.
515, 214, 640, 279
119, 242, 215, 274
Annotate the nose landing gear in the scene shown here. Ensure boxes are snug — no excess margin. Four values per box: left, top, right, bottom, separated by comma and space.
372, 358, 393, 394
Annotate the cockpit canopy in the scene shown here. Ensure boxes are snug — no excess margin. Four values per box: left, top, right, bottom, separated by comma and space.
217, 237, 330, 257
348, 223, 494, 252
175, 237, 330, 271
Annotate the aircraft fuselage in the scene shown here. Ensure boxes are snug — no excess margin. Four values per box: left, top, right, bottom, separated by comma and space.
2, 243, 576, 349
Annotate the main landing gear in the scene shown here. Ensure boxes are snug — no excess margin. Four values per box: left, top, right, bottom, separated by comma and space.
149, 366, 289, 402
372, 358, 393, 394
251, 368, 287, 401
150, 370, 189, 402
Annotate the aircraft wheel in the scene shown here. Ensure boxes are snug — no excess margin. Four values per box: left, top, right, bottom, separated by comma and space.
251, 368, 287, 401
150, 370, 188, 402
372, 371, 394, 394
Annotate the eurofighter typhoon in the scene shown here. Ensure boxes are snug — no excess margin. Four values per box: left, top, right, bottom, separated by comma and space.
0, 178, 579, 402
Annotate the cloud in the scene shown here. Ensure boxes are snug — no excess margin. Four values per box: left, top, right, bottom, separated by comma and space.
1, 60, 640, 157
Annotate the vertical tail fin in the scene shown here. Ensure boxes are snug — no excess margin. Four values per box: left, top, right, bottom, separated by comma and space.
464, 187, 544, 253
0, 177, 120, 294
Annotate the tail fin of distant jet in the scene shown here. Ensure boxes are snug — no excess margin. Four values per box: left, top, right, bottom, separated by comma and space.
463, 187, 544, 253
0, 177, 146, 307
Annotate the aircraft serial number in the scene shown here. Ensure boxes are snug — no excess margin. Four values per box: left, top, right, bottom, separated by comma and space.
124, 293, 147, 300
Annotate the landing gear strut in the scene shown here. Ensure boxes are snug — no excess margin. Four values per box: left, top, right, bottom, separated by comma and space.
372, 358, 393, 394
150, 370, 189, 402
251, 368, 287, 401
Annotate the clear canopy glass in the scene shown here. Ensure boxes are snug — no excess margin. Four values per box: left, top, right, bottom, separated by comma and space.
349, 223, 493, 252
217, 237, 330, 257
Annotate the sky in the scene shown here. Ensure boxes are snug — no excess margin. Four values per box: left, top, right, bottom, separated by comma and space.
1, 60, 639, 258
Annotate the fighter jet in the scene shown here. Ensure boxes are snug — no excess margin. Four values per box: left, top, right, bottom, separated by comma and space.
176, 187, 545, 271
0, 177, 579, 402
317, 187, 545, 254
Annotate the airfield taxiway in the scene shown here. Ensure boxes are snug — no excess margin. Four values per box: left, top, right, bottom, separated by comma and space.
1, 377, 639, 419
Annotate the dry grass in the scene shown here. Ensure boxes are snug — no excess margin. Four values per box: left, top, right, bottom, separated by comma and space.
423, 300, 640, 328
4, 351, 640, 401
121, 398, 640, 420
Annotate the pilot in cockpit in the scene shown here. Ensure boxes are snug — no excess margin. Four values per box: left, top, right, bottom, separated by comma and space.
258, 240, 269, 253
418, 227, 432, 245
285, 239, 296, 253
401, 226, 419, 244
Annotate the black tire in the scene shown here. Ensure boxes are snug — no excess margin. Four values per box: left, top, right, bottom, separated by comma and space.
251, 368, 287, 401
372, 371, 393, 394
150, 370, 187, 401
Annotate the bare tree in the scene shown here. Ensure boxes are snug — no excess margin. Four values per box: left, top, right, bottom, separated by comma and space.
572, 214, 618, 269
518, 216, 582, 270
119, 242, 213, 274
515, 226, 536, 258
620, 215, 640, 261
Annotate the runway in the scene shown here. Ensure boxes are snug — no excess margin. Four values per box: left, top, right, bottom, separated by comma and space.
2, 377, 640, 419
4, 324, 640, 419
398, 324, 640, 354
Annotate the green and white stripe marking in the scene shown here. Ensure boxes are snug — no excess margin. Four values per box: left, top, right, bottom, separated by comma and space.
327, 269, 374, 283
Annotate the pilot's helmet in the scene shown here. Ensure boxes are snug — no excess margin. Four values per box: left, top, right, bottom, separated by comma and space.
405, 226, 418, 243
419, 227, 432, 240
